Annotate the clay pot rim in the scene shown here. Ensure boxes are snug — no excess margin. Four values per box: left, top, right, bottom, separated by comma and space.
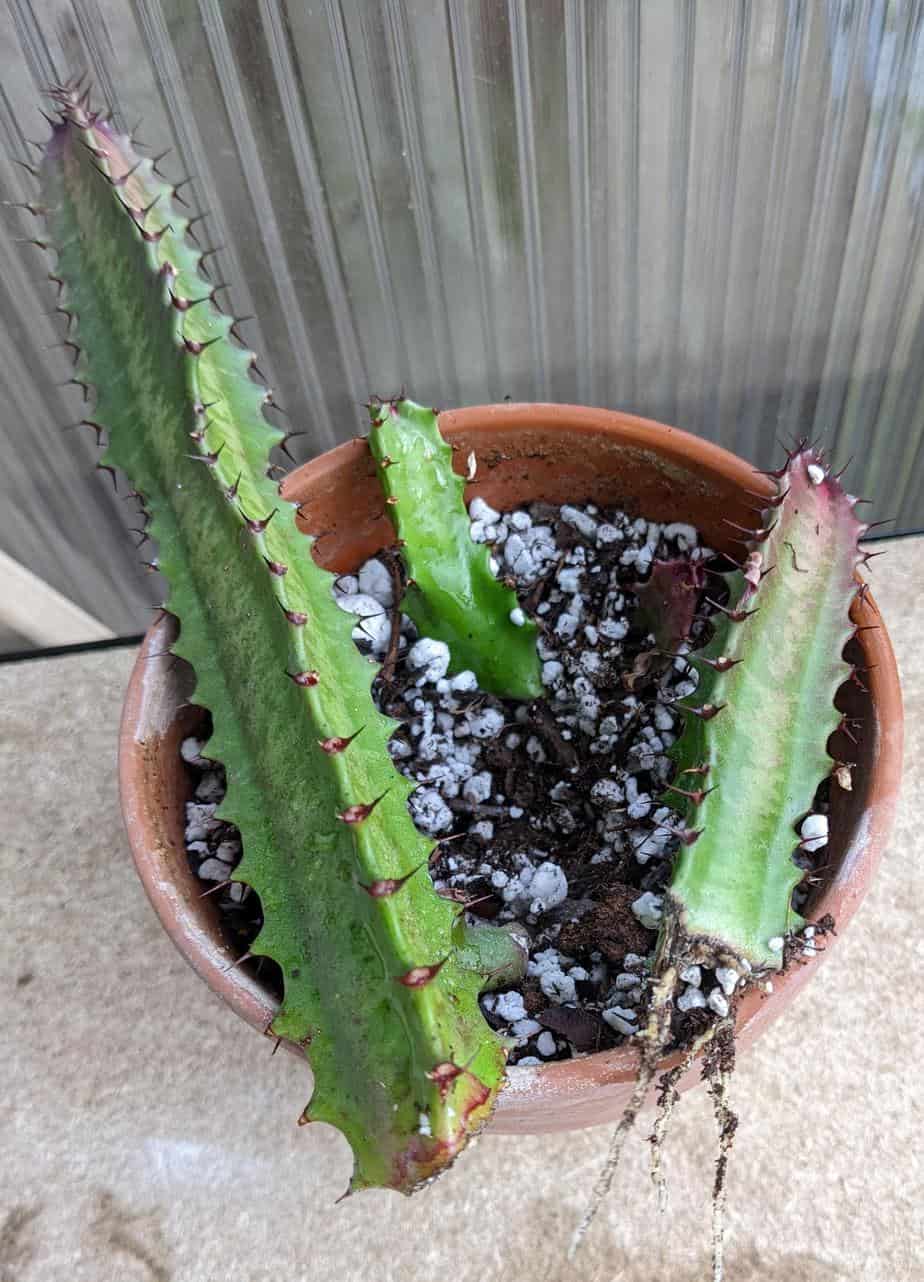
119, 401, 903, 1132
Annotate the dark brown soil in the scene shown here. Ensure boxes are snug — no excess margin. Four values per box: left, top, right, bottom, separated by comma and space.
557, 886, 653, 961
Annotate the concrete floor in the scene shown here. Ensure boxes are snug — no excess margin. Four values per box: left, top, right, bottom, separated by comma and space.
1, 537, 921, 1282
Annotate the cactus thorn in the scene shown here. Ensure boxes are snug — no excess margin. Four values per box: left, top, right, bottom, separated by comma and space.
700, 655, 741, 673
665, 782, 716, 806
318, 728, 364, 755
704, 597, 757, 624
186, 443, 225, 467
285, 668, 320, 687
679, 701, 725, 721
240, 506, 278, 534
169, 290, 210, 312
225, 472, 242, 501
263, 557, 288, 577
722, 515, 768, 541
358, 857, 427, 899
14, 159, 39, 178
743, 486, 789, 508
263, 392, 286, 415
183, 335, 221, 356
275, 597, 308, 626
337, 792, 388, 825
395, 959, 448, 988
111, 160, 142, 188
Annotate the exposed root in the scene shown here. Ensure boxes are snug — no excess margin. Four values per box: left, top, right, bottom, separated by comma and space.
567, 917, 680, 1260
649, 1021, 718, 1212
567, 911, 744, 1272
705, 1018, 738, 1282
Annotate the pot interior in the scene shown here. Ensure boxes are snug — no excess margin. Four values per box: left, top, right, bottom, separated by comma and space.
124, 406, 895, 1130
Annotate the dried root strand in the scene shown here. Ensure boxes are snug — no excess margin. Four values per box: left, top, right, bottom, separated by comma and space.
705, 1018, 738, 1282
567, 920, 680, 1260
649, 1020, 719, 1213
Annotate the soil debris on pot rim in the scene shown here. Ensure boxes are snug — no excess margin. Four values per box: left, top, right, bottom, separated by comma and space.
178, 495, 832, 1065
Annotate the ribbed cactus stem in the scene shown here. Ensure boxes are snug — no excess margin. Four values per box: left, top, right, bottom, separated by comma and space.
664, 446, 866, 969
367, 396, 543, 700
39, 86, 525, 1195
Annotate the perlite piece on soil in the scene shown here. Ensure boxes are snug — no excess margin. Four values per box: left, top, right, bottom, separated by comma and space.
39, 84, 526, 1195
366, 396, 543, 700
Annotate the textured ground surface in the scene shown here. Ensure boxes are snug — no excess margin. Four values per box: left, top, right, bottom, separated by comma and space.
1, 537, 921, 1282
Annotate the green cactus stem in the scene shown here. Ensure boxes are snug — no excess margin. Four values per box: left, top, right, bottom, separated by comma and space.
664, 446, 865, 971
366, 396, 543, 700
39, 85, 525, 1195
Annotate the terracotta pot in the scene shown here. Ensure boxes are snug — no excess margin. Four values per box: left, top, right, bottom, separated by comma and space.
119, 403, 903, 1135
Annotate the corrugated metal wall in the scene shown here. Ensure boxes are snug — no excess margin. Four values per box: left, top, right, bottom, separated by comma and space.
1, 0, 921, 646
